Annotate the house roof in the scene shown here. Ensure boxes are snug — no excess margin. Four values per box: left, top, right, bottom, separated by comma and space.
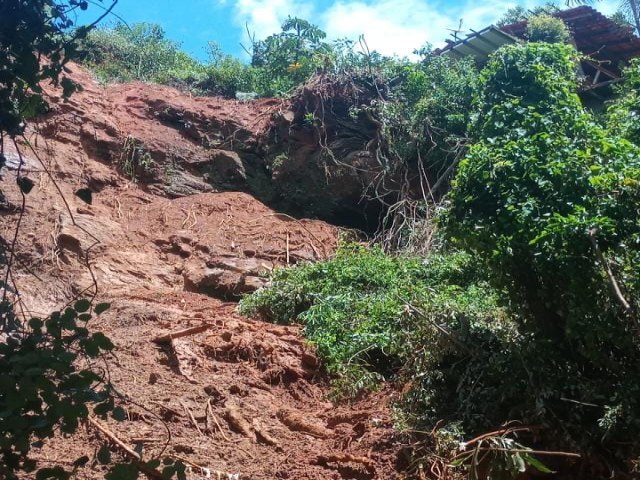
500, 6, 640, 65
436, 6, 640, 68
434, 26, 518, 62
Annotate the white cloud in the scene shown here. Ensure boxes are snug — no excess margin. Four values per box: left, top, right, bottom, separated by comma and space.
222, 0, 628, 59
224, 0, 316, 42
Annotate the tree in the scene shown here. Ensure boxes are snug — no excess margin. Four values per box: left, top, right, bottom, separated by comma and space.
0, 0, 117, 137
249, 16, 332, 95
0, 3, 185, 479
443, 43, 640, 458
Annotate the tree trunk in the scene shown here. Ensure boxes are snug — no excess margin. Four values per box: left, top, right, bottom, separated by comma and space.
630, 0, 640, 36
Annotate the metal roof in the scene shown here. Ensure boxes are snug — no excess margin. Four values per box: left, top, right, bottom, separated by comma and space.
434, 26, 518, 61
436, 6, 640, 68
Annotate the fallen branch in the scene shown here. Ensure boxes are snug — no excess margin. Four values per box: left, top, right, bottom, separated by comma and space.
467, 448, 581, 459
171, 454, 242, 480
88, 417, 164, 479
153, 323, 214, 344
207, 399, 231, 441
181, 401, 204, 437
588, 228, 638, 329
315, 453, 376, 472
224, 402, 255, 441
252, 419, 280, 447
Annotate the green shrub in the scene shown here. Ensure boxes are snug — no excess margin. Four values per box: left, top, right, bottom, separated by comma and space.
240, 244, 503, 396
443, 42, 640, 460
608, 58, 640, 144
526, 14, 571, 43
249, 17, 332, 96
81, 23, 206, 86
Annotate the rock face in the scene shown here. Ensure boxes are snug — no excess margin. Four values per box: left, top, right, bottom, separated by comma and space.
208, 149, 247, 188
33, 63, 399, 230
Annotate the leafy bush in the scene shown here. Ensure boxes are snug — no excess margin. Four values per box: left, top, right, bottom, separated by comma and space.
81, 23, 207, 85
240, 244, 503, 395
0, 0, 89, 136
443, 42, 640, 462
526, 14, 571, 43
0, 300, 118, 479
249, 17, 332, 96
198, 42, 258, 97
496, 2, 559, 27
608, 58, 640, 143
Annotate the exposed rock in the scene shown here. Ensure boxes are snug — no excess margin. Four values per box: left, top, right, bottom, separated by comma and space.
182, 256, 273, 299
207, 149, 247, 187
162, 169, 214, 198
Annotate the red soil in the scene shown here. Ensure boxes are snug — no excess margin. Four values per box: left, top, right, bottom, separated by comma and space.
0, 64, 406, 479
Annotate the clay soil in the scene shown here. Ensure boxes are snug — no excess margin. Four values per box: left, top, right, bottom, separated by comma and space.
0, 64, 407, 479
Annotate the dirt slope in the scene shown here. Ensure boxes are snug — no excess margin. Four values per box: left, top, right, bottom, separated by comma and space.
0, 64, 405, 479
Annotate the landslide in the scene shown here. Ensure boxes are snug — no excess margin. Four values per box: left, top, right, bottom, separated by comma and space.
1, 63, 406, 479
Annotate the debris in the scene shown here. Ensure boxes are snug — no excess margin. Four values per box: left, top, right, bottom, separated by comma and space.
224, 402, 255, 440
152, 323, 214, 344
276, 409, 332, 438
88, 417, 164, 479
181, 401, 204, 436
252, 419, 280, 447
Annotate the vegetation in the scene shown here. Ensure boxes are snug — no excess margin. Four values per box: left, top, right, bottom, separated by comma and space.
444, 41, 640, 465
79, 17, 404, 98
608, 58, 640, 142
0, 2, 185, 479
526, 14, 571, 43
240, 245, 502, 396
5, 0, 640, 478
242, 41, 640, 477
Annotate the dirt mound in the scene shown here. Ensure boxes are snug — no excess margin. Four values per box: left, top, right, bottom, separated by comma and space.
1, 64, 406, 478
29, 293, 401, 480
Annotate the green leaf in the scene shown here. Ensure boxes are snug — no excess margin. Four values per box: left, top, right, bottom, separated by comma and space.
524, 454, 554, 474
105, 463, 139, 480
17, 176, 35, 194
146, 459, 161, 469
74, 299, 91, 313
61, 77, 78, 98
97, 445, 112, 464
73, 455, 90, 467
36, 466, 71, 479
75, 188, 93, 205
95, 303, 111, 315
112, 406, 127, 422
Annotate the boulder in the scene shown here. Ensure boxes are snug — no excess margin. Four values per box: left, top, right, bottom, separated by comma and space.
182, 256, 272, 299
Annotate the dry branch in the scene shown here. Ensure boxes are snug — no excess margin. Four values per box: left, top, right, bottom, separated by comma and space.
588, 228, 635, 317
252, 419, 280, 447
88, 417, 164, 479
152, 323, 214, 344
315, 453, 376, 471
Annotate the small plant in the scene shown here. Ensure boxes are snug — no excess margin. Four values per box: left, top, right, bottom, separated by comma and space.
119, 136, 156, 182
526, 14, 571, 43
270, 153, 289, 172
0, 300, 115, 479
303, 112, 316, 126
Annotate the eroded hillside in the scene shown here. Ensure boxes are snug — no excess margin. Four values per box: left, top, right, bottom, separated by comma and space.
1, 64, 406, 479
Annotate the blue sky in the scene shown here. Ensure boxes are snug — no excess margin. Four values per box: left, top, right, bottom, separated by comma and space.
79, 0, 620, 60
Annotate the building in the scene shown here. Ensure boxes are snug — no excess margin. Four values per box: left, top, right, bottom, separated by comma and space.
435, 6, 640, 92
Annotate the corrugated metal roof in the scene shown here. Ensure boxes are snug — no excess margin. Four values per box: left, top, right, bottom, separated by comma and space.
435, 26, 518, 61
436, 6, 640, 69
